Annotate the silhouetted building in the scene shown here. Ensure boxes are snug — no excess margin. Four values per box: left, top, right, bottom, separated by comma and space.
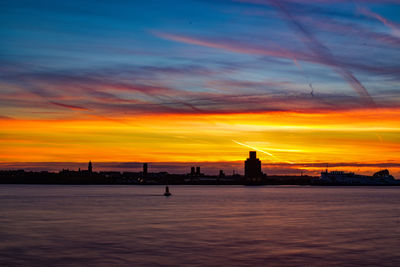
319, 169, 397, 185
88, 161, 93, 173
373, 169, 392, 178
245, 151, 262, 181
219, 170, 225, 178
143, 163, 148, 175
190, 166, 195, 176
188, 166, 203, 179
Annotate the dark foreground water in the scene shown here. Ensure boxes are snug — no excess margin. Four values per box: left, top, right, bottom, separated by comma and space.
1, 185, 400, 266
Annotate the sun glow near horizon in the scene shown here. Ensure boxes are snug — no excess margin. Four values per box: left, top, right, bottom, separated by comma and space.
1, 108, 399, 169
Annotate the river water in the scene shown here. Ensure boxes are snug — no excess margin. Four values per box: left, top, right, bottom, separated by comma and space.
1, 185, 399, 266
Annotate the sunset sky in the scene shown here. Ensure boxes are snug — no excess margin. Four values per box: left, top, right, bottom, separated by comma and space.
1, 0, 399, 176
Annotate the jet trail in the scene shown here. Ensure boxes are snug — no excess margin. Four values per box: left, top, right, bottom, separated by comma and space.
232, 140, 294, 164
272, 0, 375, 105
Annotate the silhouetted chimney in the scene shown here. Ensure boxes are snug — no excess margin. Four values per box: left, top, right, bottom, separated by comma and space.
191, 166, 195, 175
196, 166, 200, 175
88, 161, 93, 173
219, 170, 225, 178
143, 163, 148, 175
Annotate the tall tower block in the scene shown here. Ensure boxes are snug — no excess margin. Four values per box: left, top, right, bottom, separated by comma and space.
244, 151, 262, 180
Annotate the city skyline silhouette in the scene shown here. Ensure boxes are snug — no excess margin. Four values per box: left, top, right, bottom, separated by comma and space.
1, 151, 398, 186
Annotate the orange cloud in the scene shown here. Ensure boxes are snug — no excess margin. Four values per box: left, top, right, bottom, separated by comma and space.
1, 108, 399, 167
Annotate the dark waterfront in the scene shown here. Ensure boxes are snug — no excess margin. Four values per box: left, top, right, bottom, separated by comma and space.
1, 185, 400, 266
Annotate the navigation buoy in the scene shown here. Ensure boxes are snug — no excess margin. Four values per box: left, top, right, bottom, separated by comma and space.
164, 185, 171, 196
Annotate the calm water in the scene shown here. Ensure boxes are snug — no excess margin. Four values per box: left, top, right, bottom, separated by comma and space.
1, 185, 400, 266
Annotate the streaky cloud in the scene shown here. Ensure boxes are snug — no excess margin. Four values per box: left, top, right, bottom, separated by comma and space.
154, 32, 400, 79
50, 101, 90, 111
271, 0, 375, 105
358, 7, 400, 38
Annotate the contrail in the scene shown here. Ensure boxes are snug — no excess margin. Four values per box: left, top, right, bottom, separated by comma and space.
232, 140, 294, 164
272, 0, 375, 105
232, 140, 275, 157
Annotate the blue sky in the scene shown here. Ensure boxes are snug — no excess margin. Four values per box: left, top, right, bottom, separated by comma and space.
0, 0, 399, 117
